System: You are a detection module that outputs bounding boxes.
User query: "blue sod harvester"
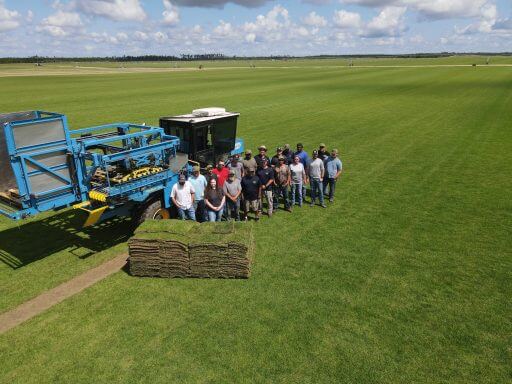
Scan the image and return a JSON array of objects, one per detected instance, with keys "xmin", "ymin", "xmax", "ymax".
[{"xmin": 0, "ymin": 108, "xmax": 244, "ymax": 227}]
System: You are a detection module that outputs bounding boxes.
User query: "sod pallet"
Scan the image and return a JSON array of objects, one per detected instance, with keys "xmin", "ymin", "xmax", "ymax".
[{"xmin": 128, "ymin": 220, "xmax": 253, "ymax": 279}]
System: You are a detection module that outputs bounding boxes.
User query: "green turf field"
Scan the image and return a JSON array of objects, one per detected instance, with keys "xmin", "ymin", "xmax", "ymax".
[{"xmin": 0, "ymin": 60, "xmax": 511, "ymax": 383}]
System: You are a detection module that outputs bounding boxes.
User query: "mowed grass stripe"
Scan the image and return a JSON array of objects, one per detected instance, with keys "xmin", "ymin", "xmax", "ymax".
[{"xmin": 0, "ymin": 65, "xmax": 511, "ymax": 383}]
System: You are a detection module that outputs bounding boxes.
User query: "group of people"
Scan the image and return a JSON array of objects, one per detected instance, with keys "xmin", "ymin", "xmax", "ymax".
[{"xmin": 170, "ymin": 143, "xmax": 343, "ymax": 222}]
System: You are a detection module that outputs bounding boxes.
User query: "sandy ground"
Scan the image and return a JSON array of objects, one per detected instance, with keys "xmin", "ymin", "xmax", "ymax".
[
  {"xmin": 0, "ymin": 253, "xmax": 127, "ymax": 334},
  {"xmin": 0, "ymin": 64, "xmax": 510, "ymax": 77}
]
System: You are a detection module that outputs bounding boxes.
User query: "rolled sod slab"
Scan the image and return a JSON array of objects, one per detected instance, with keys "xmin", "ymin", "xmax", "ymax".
[{"xmin": 128, "ymin": 220, "xmax": 254, "ymax": 279}]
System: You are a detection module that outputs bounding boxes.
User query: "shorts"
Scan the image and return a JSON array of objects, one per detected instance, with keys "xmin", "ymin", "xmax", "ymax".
[{"xmin": 244, "ymin": 199, "xmax": 260, "ymax": 212}]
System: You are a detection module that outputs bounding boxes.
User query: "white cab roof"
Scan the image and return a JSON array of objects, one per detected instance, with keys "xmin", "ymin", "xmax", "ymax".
[{"xmin": 161, "ymin": 107, "xmax": 239, "ymax": 123}]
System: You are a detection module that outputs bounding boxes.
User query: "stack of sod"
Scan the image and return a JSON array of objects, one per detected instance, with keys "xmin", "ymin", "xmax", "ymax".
[{"xmin": 128, "ymin": 220, "xmax": 253, "ymax": 279}]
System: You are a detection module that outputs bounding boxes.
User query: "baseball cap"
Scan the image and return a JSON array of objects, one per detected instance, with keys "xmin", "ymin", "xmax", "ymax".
[
  {"xmin": 192, "ymin": 166, "xmax": 200, "ymax": 172},
  {"xmin": 258, "ymin": 145, "xmax": 267, "ymax": 151},
  {"xmin": 284, "ymin": 144, "xmax": 290, "ymax": 149},
  {"xmin": 297, "ymin": 143, "xmax": 303, "ymax": 147},
  {"xmin": 332, "ymin": 148, "xmax": 339, "ymax": 154},
  {"xmin": 245, "ymin": 149, "xmax": 252, "ymax": 155},
  {"xmin": 312, "ymin": 150, "xmax": 318, "ymax": 156},
  {"xmin": 206, "ymin": 164, "xmax": 213, "ymax": 170},
  {"xmin": 276, "ymin": 146, "xmax": 283, "ymax": 151},
  {"xmin": 319, "ymin": 143, "xmax": 326, "ymax": 148},
  {"xmin": 278, "ymin": 156, "xmax": 285, "ymax": 161}
]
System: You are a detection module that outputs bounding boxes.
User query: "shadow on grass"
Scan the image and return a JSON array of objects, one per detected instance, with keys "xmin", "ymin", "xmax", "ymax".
[{"xmin": 0, "ymin": 210, "xmax": 133, "ymax": 269}]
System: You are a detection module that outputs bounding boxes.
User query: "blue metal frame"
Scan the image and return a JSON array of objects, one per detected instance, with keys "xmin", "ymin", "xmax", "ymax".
[{"xmin": 0, "ymin": 112, "xmax": 181, "ymax": 223}]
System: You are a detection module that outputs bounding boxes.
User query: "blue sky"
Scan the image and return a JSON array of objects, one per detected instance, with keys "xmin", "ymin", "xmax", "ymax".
[{"xmin": 0, "ymin": 0, "xmax": 511, "ymax": 57}]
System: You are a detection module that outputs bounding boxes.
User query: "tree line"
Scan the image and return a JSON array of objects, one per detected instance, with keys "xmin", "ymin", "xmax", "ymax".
[{"xmin": 0, "ymin": 52, "xmax": 510, "ymax": 64}]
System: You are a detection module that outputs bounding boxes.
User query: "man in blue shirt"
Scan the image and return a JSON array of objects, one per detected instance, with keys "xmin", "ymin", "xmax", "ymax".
[
  {"xmin": 294, "ymin": 143, "xmax": 310, "ymax": 203},
  {"xmin": 188, "ymin": 166, "xmax": 208, "ymax": 221},
  {"xmin": 324, "ymin": 149, "xmax": 343, "ymax": 203}
]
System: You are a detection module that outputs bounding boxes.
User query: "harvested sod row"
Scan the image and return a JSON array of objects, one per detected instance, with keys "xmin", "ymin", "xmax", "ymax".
[{"xmin": 128, "ymin": 220, "xmax": 254, "ymax": 279}]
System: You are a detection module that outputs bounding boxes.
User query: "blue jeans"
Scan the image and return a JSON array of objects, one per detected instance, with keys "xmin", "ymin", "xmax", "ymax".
[
  {"xmin": 207, "ymin": 206, "xmax": 223, "ymax": 222},
  {"xmin": 273, "ymin": 185, "xmax": 290, "ymax": 209},
  {"xmin": 325, "ymin": 178, "xmax": 336, "ymax": 200},
  {"xmin": 290, "ymin": 182, "xmax": 303, "ymax": 206},
  {"xmin": 177, "ymin": 206, "xmax": 196, "ymax": 221},
  {"xmin": 310, "ymin": 178, "xmax": 324, "ymax": 205}
]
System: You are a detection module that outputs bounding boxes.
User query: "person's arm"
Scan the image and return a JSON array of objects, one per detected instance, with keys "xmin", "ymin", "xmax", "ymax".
[
  {"xmin": 189, "ymin": 184, "xmax": 195, "ymax": 202},
  {"xmin": 320, "ymin": 161, "xmax": 325, "ymax": 181},
  {"xmin": 286, "ymin": 168, "xmax": 291, "ymax": 186},
  {"xmin": 171, "ymin": 187, "xmax": 181, "ymax": 208},
  {"xmin": 204, "ymin": 194, "xmax": 215, "ymax": 210},
  {"xmin": 266, "ymin": 172, "xmax": 274, "ymax": 188},
  {"xmin": 302, "ymin": 166, "xmax": 308, "ymax": 185},
  {"xmin": 217, "ymin": 196, "xmax": 226, "ymax": 211},
  {"xmin": 233, "ymin": 183, "xmax": 242, "ymax": 200},
  {"xmin": 335, "ymin": 160, "xmax": 343, "ymax": 180}
]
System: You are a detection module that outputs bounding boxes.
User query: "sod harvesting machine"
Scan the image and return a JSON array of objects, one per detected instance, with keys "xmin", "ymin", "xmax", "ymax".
[{"xmin": 0, "ymin": 108, "xmax": 243, "ymax": 227}]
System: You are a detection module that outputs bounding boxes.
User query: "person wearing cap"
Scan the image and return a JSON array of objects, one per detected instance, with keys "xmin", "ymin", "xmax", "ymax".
[
  {"xmin": 254, "ymin": 145, "xmax": 271, "ymax": 170},
  {"xmin": 242, "ymin": 149, "xmax": 257, "ymax": 174},
  {"xmin": 206, "ymin": 164, "xmax": 218, "ymax": 184},
  {"xmin": 271, "ymin": 147, "xmax": 284, "ymax": 168},
  {"xmin": 324, "ymin": 148, "xmax": 343, "ymax": 203},
  {"xmin": 228, "ymin": 154, "xmax": 244, "ymax": 180},
  {"xmin": 212, "ymin": 160, "xmax": 229, "ymax": 188},
  {"xmin": 241, "ymin": 167, "xmax": 262, "ymax": 221},
  {"xmin": 282, "ymin": 144, "xmax": 293, "ymax": 165},
  {"xmin": 188, "ymin": 166, "xmax": 207, "ymax": 222},
  {"xmin": 289, "ymin": 155, "xmax": 306, "ymax": 207},
  {"xmin": 204, "ymin": 177, "xmax": 225, "ymax": 222},
  {"xmin": 318, "ymin": 143, "xmax": 329, "ymax": 161},
  {"xmin": 171, "ymin": 174, "xmax": 196, "ymax": 220},
  {"xmin": 223, "ymin": 169, "xmax": 242, "ymax": 220},
  {"xmin": 308, "ymin": 150, "xmax": 326, "ymax": 208},
  {"xmin": 257, "ymin": 158, "xmax": 274, "ymax": 217},
  {"xmin": 294, "ymin": 143, "xmax": 310, "ymax": 201},
  {"xmin": 273, "ymin": 156, "xmax": 291, "ymax": 211},
  {"xmin": 293, "ymin": 143, "xmax": 309, "ymax": 167}
]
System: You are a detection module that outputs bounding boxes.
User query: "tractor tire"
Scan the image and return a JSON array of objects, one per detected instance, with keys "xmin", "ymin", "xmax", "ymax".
[{"xmin": 133, "ymin": 200, "xmax": 170, "ymax": 227}]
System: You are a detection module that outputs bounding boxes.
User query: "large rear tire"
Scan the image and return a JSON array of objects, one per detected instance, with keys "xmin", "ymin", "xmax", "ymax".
[{"xmin": 133, "ymin": 200, "xmax": 170, "ymax": 227}]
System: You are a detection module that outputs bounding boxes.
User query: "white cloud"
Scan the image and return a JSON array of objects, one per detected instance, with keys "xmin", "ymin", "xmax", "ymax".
[
  {"xmin": 361, "ymin": 6, "xmax": 407, "ymax": 37},
  {"xmin": 37, "ymin": 11, "xmax": 84, "ymax": 37},
  {"xmin": 333, "ymin": 10, "xmax": 362, "ymax": 29},
  {"xmin": 411, "ymin": 0, "xmax": 489, "ymax": 20},
  {"xmin": 153, "ymin": 31, "xmax": 168, "ymax": 43},
  {"xmin": 0, "ymin": 1, "xmax": 21, "ymax": 32},
  {"xmin": 303, "ymin": 11, "xmax": 327, "ymax": 27},
  {"xmin": 162, "ymin": 0, "xmax": 180, "ymax": 26},
  {"xmin": 133, "ymin": 30, "xmax": 149, "ymax": 41},
  {"xmin": 214, "ymin": 20, "xmax": 234, "ymax": 37},
  {"xmin": 245, "ymin": 32, "xmax": 256, "ymax": 42},
  {"xmin": 74, "ymin": 0, "xmax": 147, "ymax": 22},
  {"xmin": 341, "ymin": 0, "xmax": 493, "ymax": 20}
]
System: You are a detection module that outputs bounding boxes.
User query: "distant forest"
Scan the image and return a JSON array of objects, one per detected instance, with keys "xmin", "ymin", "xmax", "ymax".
[{"xmin": 0, "ymin": 52, "xmax": 511, "ymax": 64}]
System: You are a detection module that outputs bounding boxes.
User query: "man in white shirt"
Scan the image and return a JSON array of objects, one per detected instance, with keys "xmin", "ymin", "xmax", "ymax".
[{"xmin": 171, "ymin": 174, "xmax": 196, "ymax": 220}]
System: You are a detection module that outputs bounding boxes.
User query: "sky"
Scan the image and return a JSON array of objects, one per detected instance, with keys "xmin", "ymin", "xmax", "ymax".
[{"xmin": 0, "ymin": 0, "xmax": 511, "ymax": 57}]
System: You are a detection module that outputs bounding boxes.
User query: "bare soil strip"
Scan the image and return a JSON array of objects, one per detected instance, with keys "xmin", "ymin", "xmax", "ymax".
[
  {"xmin": 0, "ymin": 253, "xmax": 127, "ymax": 335},
  {"xmin": 0, "ymin": 64, "xmax": 510, "ymax": 77}
]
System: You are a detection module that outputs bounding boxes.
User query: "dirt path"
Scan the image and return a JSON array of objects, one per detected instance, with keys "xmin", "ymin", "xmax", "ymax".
[
  {"xmin": 0, "ymin": 253, "xmax": 128, "ymax": 335},
  {"xmin": 0, "ymin": 64, "xmax": 511, "ymax": 77}
]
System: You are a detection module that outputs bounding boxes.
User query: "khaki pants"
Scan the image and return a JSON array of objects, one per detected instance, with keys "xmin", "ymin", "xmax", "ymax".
[{"xmin": 261, "ymin": 189, "xmax": 273, "ymax": 215}]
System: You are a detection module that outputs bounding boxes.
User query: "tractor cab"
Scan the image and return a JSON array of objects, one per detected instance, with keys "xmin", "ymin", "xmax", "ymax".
[{"xmin": 159, "ymin": 108, "xmax": 244, "ymax": 167}]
